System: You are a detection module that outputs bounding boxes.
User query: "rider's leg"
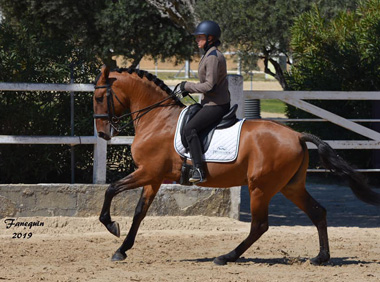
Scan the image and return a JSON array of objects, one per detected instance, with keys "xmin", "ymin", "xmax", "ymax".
[
  {"xmin": 186, "ymin": 129, "xmax": 207, "ymax": 183},
  {"xmin": 183, "ymin": 103, "xmax": 230, "ymax": 183}
]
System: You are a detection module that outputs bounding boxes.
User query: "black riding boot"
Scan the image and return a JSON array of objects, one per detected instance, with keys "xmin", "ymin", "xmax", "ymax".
[{"xmin": 186, "ymin": 129, "xmax": 207, "ymax": 183}]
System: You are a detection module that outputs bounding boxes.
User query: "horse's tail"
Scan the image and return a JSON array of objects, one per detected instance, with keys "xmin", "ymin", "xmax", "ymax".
[{"xmin": 300, "ymin": 132, "xmax": 380, "ymax": 206}]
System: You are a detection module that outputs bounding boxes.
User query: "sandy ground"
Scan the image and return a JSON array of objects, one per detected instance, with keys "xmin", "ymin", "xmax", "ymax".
[{"xmin": 0, "ymin": 213, "xmax": 379, "ymax": 282}]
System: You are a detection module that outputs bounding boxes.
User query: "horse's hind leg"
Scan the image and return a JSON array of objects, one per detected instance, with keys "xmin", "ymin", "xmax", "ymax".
[
  {"xmin": 111, "ymin": 183, "xmax": 160, "ymax": 261},
  {"xmin": 281, "ymin": 183, "xmax": 330, "ymax": 265},
  {"xmin": 214, "ymin": 185, "xmax": 270, "ymax": 265}
]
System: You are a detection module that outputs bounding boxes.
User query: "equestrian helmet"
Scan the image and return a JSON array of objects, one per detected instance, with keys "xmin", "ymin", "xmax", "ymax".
[{"xmin": 193, "ymin": 20, "xmax": 221, "ymax": 40}]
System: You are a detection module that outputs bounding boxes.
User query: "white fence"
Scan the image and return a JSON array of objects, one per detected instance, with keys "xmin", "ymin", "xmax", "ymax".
[
  {"xmin": 245, "ymin": 90, "xmax": 380, "ymax": 147},
  {"xmin": 1, "ymin": 80, "xmax": 380, "ymax": 184}
]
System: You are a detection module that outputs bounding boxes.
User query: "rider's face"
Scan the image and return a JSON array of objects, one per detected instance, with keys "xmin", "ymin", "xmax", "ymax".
[{"xmin": 195, "ymin": 34, "xmax": 213, "ymax": 49}]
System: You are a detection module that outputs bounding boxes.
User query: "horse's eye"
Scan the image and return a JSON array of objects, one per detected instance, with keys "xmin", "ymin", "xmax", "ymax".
[{"xmin": 95, "ymin": 96, "xmax": 104, "ymax": 103}]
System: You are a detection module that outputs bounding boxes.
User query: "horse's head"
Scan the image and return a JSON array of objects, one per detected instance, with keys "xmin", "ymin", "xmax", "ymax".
[
  {"xmin": 94, "ymin": 65, "xmax": 184, "ymax": 140},
  {"xmin": 93, "ymin": 65, "xmax": 128, "ymax": 140}
]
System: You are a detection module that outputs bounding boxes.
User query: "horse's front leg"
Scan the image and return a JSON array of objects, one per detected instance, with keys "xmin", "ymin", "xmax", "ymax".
[
  {"xmin": 99, "ymin": 183, "xmax": 121, "ymax": 237},
  {"xmin": 111, "ymin": 183, "xmax": 160, "ymax": 261},
  {"xmin": 99, "ymin": 169, "xmax": 154, "ymax": 237}
]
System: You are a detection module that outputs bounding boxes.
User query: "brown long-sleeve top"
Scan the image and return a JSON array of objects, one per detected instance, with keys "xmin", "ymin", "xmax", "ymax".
[{"xmin": 184, "ymin": 46, "xmax": 230, "ymax": 106}]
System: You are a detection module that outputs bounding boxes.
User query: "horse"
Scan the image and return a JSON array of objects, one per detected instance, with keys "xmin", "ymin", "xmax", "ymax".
[{"xmin": 93, "ymin": 65, "xmax": 380, "ymax": 265}]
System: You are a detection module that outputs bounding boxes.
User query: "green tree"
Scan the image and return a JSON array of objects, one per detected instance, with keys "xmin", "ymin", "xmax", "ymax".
[
  {"xmin": 1, "ymin": 0, "xmax": 190, "ymax": 183},
  {"xmin": 97, "ymin": 0, "xmax": 194, "ymax": 67},
  {"xmin": 0, "ymin": 10, "xmax": 99, "ymax": 183},
  {"xmin": 285, "ymin": 0, "xmax": 380, "ymax": 169},
  {"xmin": 195, "ymin": 0, "xmax": 358, "ymax": 88},
  {"xmin": 0, "ymin": 0, "xmax": 193, "ymax": 68},
  {"xmin": 288, "ymin": 2, "xmax": 380, "ymax": 91},
  {"xmin": 146, "ymin": 0, "xmax": 198, "ymax": 36}
]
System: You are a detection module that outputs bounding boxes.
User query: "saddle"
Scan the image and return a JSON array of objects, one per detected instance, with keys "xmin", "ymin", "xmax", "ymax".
[{"xmin": 180, "ymin": 104, "xmax": 239, "ymax": 153}]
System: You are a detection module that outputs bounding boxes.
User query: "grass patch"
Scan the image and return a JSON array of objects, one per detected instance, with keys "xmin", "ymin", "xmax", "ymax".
[
  {"xmin": 157, "ymin": 72, "xmax": 198, "ymax": 81},
  {"xmin": 180, "ymin": 98, "xmax": 286, "ymax": 114},
  {"xmin": 240, "ymin": 72, "xmax": 269, "ymax": 81},
  {"xmin": 260, "ymin": 99, "xmax": 286, "ymax": 114},
  {"xmin": 181, "ymin": 94, "xmax": 201, "ymax": 105}
]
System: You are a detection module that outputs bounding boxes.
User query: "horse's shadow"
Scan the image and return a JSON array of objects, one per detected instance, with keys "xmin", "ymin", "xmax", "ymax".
[
  {"xmin": 181, "ymin": 256, "xmax": 379, "ymax": 266},
  {"xmin": 180, "ymin": 257, "xmax": 290, "ymax": 265}
]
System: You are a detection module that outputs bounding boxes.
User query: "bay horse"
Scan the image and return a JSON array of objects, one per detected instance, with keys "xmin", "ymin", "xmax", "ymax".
[{"xmin": 93, "ymin": 65, "xmax": 380, "ymax": 265}]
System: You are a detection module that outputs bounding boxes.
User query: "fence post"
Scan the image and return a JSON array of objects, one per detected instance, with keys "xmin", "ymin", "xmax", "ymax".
[
  {"xmin": 227, "ymin": 75, "xmax": 245, "ymax": 119},
  {"xmin": 93, "ymin": 122, "xmax": 107, "ymax": 184},
  {"xmin": 70, "ymin": 65, "xmax": 75, "ymax": 184}
]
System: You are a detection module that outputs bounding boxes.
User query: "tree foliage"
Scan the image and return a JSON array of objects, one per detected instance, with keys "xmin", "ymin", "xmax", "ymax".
[
  {"xmin": 146, "ymin": 0, "xmax": 198, "ymax": 33},
  {"xmin": 285, "ymin": 0, "xmax": 380, "ymax": 169},
  {"xmin": 0, "ymin": 0, "xmax": 191, "ymax": 183},
  {"xmin": 0, "ymin": 7, "xmax": 98, "ymax": 183},
  {"xmin": 195, "ymin": 0, "xmax": 358, "ymax": 88},
  {"xmin": 0, "ymin": 0, "xmax": 193, "ymax": 68},
  {"xmin": 96, "ymin": 0, "xmax": 194, "ymax": 67},
  {"xmin": 288, "ymin": 1, "xmax": 380, "ymax": 91}
]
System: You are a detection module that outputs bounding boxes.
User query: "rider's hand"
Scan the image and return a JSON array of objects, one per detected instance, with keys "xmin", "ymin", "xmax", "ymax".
[{"xmin": 180, "ymin": 81, "xmax": 190, "ymax": 97}]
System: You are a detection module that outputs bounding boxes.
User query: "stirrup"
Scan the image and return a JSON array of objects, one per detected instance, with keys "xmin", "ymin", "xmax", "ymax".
[{"xmin": 189, "ymin": 167, "xmax": 207, "ymax": 183}]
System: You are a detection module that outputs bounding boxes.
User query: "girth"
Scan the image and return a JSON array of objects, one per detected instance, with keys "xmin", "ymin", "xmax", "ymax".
[{"xmin": 180, "ymin": 104, "xmax": 239, "ymax": 153}]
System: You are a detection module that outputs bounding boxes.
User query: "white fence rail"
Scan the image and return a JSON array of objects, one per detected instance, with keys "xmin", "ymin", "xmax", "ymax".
[
  {"xmin": 247, "ymin": 91, "xmax": 380, "ymax": 140},
  {"xmin": 0, "ymin": 82, "xmax": 94, "ymax": 92},
  {"xmin": 0, "ymin": 82, "xmax": 139, "ymax": 184},
  {"xmin": 245, "ymin": 91, "xmax": 380, "ymax": 147},
  {"xmin": 1, "ymin": 81, "xmax": 380, "ymax": 184}
]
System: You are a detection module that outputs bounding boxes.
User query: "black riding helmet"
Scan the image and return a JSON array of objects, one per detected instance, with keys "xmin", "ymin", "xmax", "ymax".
[{"xmin": 193, "ymin": 20, "xmax": 221, "ymax": 50}]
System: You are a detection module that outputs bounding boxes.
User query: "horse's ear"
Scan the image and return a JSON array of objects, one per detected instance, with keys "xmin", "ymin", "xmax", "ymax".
[{"xmin": 101, "ymin": 64, "xmax": 110, "ymax": 79}]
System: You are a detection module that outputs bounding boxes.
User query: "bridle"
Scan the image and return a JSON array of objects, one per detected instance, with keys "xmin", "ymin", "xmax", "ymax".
[{"xmin": 93, "ymin": 83, "xmax": 181, "ymax": 133}]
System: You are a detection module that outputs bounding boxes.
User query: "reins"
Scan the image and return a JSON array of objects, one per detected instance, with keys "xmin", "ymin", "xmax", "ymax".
[{"xmin": 93, "ymin": 83, "xmax": 182, "ymax": 133}]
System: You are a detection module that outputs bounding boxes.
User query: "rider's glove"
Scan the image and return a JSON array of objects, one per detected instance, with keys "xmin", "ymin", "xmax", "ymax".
[{"xmin": 180, "ymin": 81, "xmax": 190, "ymax": 97}]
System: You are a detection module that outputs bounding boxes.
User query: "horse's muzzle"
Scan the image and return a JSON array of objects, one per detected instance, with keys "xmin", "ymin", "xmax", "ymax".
[{"xmin": 98, "ymin": 131, "xmax": 111, "ymax": 141}]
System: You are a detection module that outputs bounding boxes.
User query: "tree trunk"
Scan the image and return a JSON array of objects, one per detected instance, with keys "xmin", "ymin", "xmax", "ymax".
[
  {"xmin": 129, "ymin": 56, "xmax": 143, "ymax": 69},
  {"xmin": 263, "ymin": 56, "xmax": 288, "ymax": 90},
  {"xmin": 102, "ymin": 53, "xmax": 118, "ymax": 69},
  {"xmin": 146, "ymin": 0, "xmax": 197, "ymax": 33}
]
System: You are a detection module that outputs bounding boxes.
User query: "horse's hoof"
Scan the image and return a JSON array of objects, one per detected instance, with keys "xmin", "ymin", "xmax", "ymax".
[
  {"xmin": 111, "ymin": 250, "xmax": 127, "ymax": 262},
  {"xmin": 310, "ymin": 254, "xmax": 329, "ymax": 265},
  {"xmin": 213, "ymin": 256, "xmax": 227, "ymax": 266},
  {"xmin": 107, "ymin": 221, "xmax": 120, "ymax": 237}
]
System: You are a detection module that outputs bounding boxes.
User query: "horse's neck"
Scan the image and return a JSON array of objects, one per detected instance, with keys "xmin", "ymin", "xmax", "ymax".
[
  {"xmin": 133, "ymin": 102, "xmax": 182, "ymax": 136},
  {"xmin": 125, "ymin": 75, "xmax": 163, "ymax": 111},
  {"xmin": 126, "ymin": 80, "xmax": 182, "ymax": 133}
]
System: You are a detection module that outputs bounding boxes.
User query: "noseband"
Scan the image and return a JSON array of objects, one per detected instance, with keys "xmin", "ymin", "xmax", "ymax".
[{"xmin": 93, "ymin": 83, "xmax": 180, "ymax": 133}]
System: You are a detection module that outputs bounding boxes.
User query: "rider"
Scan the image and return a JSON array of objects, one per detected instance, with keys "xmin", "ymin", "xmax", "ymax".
[{"xmin": 179, "ymin": 20, "xmax": 231, "ymax": 183}]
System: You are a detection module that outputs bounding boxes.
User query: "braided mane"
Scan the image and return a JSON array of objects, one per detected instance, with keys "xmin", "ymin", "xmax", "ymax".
[
  {"xmin": 95, "ymin": 67, "xmax": 184, "ymax": 106},
  {"xmin": 114, "ymin": 67, "xmax": 184, "ymax": 106},
  {"xmin": 113, "ymin": 68, "xmax": 170, "ymax": 94}
]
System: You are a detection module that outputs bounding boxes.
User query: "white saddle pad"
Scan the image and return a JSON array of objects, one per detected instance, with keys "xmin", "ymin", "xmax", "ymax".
[{"xmin": 174, "ymin": 107, "xmax": 245, "ymax": 162}]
